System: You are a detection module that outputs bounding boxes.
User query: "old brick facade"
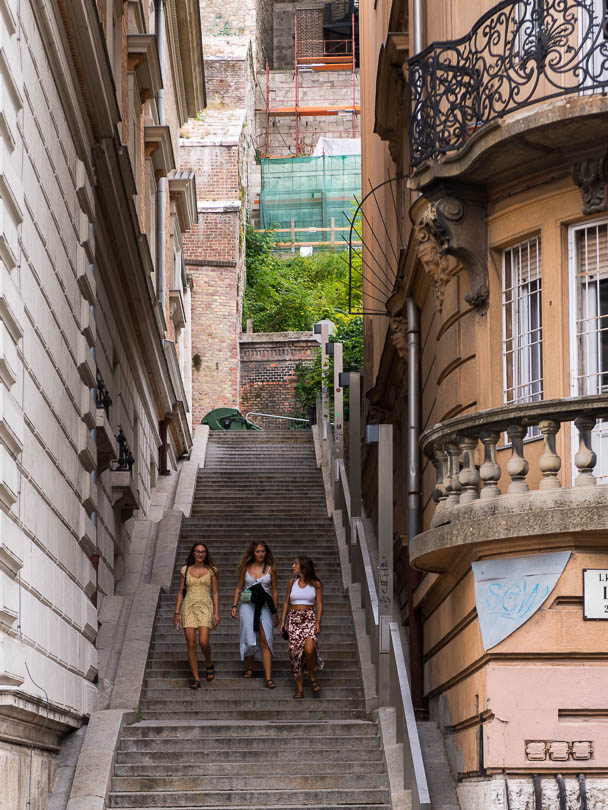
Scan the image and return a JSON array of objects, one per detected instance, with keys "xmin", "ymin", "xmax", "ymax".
[{"xmin": 240, "ymin": 332, "xmax": 319, "ymax": 427}]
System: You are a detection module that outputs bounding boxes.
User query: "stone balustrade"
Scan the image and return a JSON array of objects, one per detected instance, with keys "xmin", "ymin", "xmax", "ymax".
[{"xmin": 422, "ymin": 396, "xmax": 608, "ymax": 529}]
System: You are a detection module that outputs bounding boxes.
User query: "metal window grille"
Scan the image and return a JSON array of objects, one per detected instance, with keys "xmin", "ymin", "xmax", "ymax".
[
  {"xmin": 502, "ymin": 236, "xmax": 543, "ymax": 414},
  {"xmin": 571, "ymin": 219, "xmax": 608, "ymax": 482}
]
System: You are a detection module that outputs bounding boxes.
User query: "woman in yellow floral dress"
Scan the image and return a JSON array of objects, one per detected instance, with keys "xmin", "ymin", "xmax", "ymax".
[{"xmin": 173, "ymin": 542, "xmax": 220, "ymax": 688}]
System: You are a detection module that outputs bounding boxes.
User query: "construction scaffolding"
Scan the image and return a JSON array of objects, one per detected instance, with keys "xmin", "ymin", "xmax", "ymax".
[
  {"xmin": 259, "ymin": 154, "xmax": 361, "ymax": 248},
  {"xmin": 264, "ymin": 6, "xmax": 359, "ymax": 158}
]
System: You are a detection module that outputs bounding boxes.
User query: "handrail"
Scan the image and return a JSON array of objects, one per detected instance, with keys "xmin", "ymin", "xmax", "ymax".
[
  {"xmin": 390, "ymin": 623, "xmax": 432, "ymax": 810},
  {"xmin": 356, "ymin": 519, "xmax": 378, "ymax": 626},
  {"xmin": 318, "ymin": 402, "xmax": 430, "ymax": 806},
  {"xmin": 245, "ymin": 412, "xmax": 310, "ymax": 425}
]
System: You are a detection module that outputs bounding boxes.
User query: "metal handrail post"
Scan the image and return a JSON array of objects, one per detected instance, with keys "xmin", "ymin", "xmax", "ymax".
[
  {"xmin": 349, "ymin": 372, "xmax": 362, "ymax": 519},
  {"xmin": 333, "ymin": 342, "xmax": 343, "ymax": 503},
  {"xmin": 321, "ymin": 322, "xmax": 329, "ymax": 449}
]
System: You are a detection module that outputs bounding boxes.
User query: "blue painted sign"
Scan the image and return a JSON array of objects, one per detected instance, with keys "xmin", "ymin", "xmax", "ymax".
[{"xmin": 472, "ymin": 552, "xmax": 571, "ymax": 651}]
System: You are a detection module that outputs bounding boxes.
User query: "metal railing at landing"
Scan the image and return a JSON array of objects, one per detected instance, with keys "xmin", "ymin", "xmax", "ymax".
[
  {"xmin": 409, "ymin": 0, "xmax": 608, "ymax": 168},
  {"xmin": 318, "ymin": 399, "xmax": 431, "ymax": 810},
  {"xmin": 245, "ymin": 412, "xmax": 311, "ymax": 431}
]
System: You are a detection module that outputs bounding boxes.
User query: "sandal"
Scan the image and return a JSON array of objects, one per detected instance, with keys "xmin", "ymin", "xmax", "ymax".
[
  {"xmin": 294, "ymin": 690, "xmax": 304, "ymax": 699},
  {"xmin": 311, "ymin": 679, "xmax": 321, "ymax": 694},
  {"xmin": 265, "ymin": 679, "xmax": 277, "ymax": 689},
  {"xmin": 205, "ymin": 663, "xmax": 215, "ymax": 682},
  {"xmin": 190, "ymin": 680, "xmax": 201, "ymax": 689},
  {"xmin": 243, "ymin": 668, "xmax": 254, "ymax": 678}
]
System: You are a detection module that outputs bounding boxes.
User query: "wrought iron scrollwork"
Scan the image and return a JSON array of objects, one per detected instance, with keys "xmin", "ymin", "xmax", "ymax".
[
  {"xmin": 112, "ymin": 427, "xmax": 135, "ymax": 473},
  {"xmin": 95, "ymin": 370, "xmax": 112, "ymax": 418},
  {"xmin": 409, "ymin": 0, "xmax": 608, "ymax": 168}
]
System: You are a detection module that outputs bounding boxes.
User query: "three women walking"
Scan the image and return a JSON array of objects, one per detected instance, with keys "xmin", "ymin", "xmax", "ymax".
[
  {"xmin": 174, "ymin": 544, "xmax": 324, "ymax": 697},
  {"xmin": 173, "ymin": 542, "xmax": 220, "ymax": 689}
]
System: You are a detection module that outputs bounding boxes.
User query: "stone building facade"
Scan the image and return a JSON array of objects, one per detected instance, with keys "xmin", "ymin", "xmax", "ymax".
[
  {"xmin": 360, "ymin": 0, "xmax": 608, "ymax": 807},
  {"xmin": 0, "ymin": 0, "xmax": 204, "ymax": 806}
]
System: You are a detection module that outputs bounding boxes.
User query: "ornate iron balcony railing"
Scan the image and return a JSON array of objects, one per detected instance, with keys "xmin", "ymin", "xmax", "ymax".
[{"xmin": 408, "ymin": 0, "xmax": 608, "ymax": 168}]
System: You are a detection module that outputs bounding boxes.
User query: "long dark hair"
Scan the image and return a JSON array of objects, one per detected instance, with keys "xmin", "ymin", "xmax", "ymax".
[
  {"xmin": 297, "ymin": 555, "xmax": 320, "ymax": 585},
  {"xmin": 237, "ymin": 541, "xmax": 276, "ymax": 578},
  {"xmin": 185, "ymin": 542, "xmax": 217, "ymax": 574}
]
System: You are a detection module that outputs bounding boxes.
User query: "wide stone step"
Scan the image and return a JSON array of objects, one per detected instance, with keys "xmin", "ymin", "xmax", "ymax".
[
  {"xmin": 144, "ymin": 664, "xmax": 362, "ymax": 678},
  {"xmin": 109, "ymin": 787, "xmax": 389, "ymax": 808},
  {"xmin": 109, "ymin": 805, "xmax": 389, "ymax": 810},
  {"xmin": 143, "ymin": 684, "xmax": 363, "ymax": 700},
  {"xmin": 111, "ymin": 772, "xmax": 385, "ymax": 792},
  {"xmin": 138, "ymin": 708, "xmax": 367, "ymax": 721},
  {"xmin": 114, "ymin": 758, "xmax": 385, "ymax": 776},
  {"xmin": 117, "ymin": 737, "xmax": 384, "ymax": 760}
]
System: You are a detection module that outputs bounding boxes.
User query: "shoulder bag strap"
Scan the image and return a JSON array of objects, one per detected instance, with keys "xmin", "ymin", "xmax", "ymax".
[{"xmin": 182, "ymin": 566, "xmax": 188, "ymax": 598}]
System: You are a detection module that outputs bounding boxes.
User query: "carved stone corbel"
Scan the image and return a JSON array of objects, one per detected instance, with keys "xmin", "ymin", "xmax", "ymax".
[
  {"xmin": 368, "ymin": 405, "xmax": 388, "ymax": 424},
  {"xmin": 572, "ymin": 152, "xmax": 608, "ymax": 215},
  {"xmin": 389, "ymin": 316, "xmax": 408, "ymax": 361},
  {"xmin": 415, "ymin": 191, "xmax": 489, "ymax": 314}
]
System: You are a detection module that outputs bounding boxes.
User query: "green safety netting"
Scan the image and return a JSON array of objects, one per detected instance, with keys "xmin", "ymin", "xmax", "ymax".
[{"xmin": 259, "ymin": 155, "xmax": 361, "ymax": 246}]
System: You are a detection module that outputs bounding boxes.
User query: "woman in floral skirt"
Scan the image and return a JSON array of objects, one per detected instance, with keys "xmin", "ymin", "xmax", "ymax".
[{"xmin": 280, "ymin": 555, "xmax": 324, "ymax": 698}]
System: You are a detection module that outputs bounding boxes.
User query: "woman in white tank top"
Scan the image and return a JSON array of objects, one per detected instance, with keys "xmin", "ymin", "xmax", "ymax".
[{"xmin": 280, "ymin": 555, "xmax": 324, "ymax": 698}]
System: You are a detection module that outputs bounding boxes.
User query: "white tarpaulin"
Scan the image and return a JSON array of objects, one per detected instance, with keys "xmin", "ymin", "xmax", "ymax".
[{"xmin": 312, "ymin": 137, "xmax": 361, "ymax": 157}]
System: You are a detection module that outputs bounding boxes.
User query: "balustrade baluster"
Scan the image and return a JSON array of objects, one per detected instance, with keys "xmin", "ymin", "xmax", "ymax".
[
  {"xmin": 538, "ymin": 419, "xmax": 561, "ymax": 489},
  {"xmin": 445, "ymin": 442, "xmax": 462, "ymax": 507},
  {"xmin": 433, "ymin": 447, "xmax": 449, "ymax": 513},
  {"xmin": 458, "ymin": 435, "xmax": 480, "ymax": 503},
  {"xmin": 574, "ymin": 415, "xmax": 597, "ymax": 486},
  {"xmin": 506, "ymin": 424, "xmax": 529, "ymax": 493},
  {"xmin": 479, "ymin": 431, "xmax": 501, "ymax": 499}
]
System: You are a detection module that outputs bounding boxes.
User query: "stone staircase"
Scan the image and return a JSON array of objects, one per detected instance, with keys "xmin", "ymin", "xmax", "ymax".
[{"xmin": 108, "ymin": 430, "xmax": 391, "ymax": 809}]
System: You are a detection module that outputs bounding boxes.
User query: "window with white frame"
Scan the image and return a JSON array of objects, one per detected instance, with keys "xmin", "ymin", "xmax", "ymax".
[
  {"xmin": 502, "ymin": 235, "xmax": 543, "ymax": 414},
  {"xmin": 569, "ymin": 219, "xmax": 608, "ymax": 482}
]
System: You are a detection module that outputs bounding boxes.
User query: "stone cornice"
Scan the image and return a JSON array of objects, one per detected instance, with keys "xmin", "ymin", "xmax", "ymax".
[
  {"xmin": 168, "ymin": 170, "xmax": 197, "ymax": 231},
  {"xmin": 166, "ymin": 0, "xmax": 206, "ymax": 123},
  {"xmin": 127, "ymin": 33, "xmax": 163, "ymax": 103},
  {"xmin": 144, "ymin": 125, "xmax": 176, "ymax": 178}
]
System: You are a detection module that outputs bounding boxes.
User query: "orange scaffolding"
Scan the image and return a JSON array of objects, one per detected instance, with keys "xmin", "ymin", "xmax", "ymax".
[{"xmin": 264, "ymin": 12, "xmax": 359, "ymax": 157}]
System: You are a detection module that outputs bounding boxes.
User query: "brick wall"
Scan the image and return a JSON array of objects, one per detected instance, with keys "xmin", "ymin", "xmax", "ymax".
[{"xmin": 239, "ymin": 332, "xmax": 319, "ymax": 427}]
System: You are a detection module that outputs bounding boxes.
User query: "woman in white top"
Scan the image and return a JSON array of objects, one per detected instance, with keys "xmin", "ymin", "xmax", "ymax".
[
  {"xmin": 231, "ymin": 542, "xmax": 278, "ymax": 687},
  {"xmin": 280, "ymin": 556, "xmax": 324, "ymax": 698}
]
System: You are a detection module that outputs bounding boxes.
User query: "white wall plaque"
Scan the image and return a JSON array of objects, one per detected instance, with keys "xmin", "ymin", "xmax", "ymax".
[{"xmin": 583, "ymin": 569, "xmax": 608, "ymax": 620}]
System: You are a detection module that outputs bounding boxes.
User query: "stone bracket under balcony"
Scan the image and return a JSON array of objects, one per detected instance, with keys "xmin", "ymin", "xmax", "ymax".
[
  {"xmin": 111, "ymin": 471, "xmax": 141, "ymax": 522},
  {"xmin": 96, "ymin": 409, "xmax": 118, "ymax": 473}
]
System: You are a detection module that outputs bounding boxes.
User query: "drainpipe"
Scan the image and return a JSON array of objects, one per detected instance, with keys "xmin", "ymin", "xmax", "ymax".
[
  {"xmin": 155, "ymin": 0, "xmax": 167, "ymax": 312},
  {"xmin": 406, "ymin": 297, "xmax": 424, "ymax": 709},
  {"xmin": 413, "ymin": 0, "xmax": 425, "ymax": 54}
]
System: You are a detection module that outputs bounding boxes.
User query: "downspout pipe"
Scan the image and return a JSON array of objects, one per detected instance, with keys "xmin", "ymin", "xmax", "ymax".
[
  {"xmin": 406, "ymin": 296, "xmax": 424, "ymax": 709},
  {"xmin": 155, "ymin": 0, "xmax": 167, "ymax": 310},
  {"xmin": 413, "ymin": 0, "xmax": 425, "ymax": 55}
]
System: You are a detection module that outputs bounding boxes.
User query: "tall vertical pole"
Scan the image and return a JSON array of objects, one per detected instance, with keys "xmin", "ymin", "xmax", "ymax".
[
  {"xmin": 349, "ymin": 372, "xmax": 361, "ymax": 519},
  {"xmin": 294, "ymin": 14, "xmax": 299, "ymax": 157},
  {"xmin": 321, "ymin": 323, "xmax": 329, "ymax": 441},
  {"xmin": 351, "ymin": 11, "xmax": 356, "ymax": 138},
  {"xmin": 265, "ymin": 60, "xmax": 270, "ymax": 157},
  {"xmin": 333, "ymin": 342, "xmax": 344, "ymax": 500},
  {"xmin": 377, "ymin": 423, "xmax": 393, "ymax": 707}
]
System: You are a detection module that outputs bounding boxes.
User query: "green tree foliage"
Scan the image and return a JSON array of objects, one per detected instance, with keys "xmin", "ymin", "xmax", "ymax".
[
  {"xmin": 244, "ymin": 223, "xmax": 363, "ymax": 419},
  {"xmin": 243, "ymin": 224, "xmax": 362, "ymax": 332}
]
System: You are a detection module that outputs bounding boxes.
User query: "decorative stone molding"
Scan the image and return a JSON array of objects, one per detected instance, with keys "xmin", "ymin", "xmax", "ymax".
[
  {"xmin": 415, "ymin": 191, "xmax": 489, "ymax": 313},
  {"xmin": 367, "ymin": 405, "xmax": 388, "ymax": 424},
  {"xmin": 144, "ymin": 125, "xmax": 176, "ymax": 178},
  {"xmin": 389, "ymin": 316, "xmax": 408, "ymax": 361},
  {"xmin": 127, "ymin": 34, "xmax": 162, "ymax": 104},
  {"xmin": 374, "ymin": 33, "xmax": 409, "ymax": 167},
  {"xmin": 168, "ymin": 170, "xmax": 197, "ymax": 231},
  {"xmin": 572, "ymin": 151, "xmax": 608, "ymax": 215}
]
